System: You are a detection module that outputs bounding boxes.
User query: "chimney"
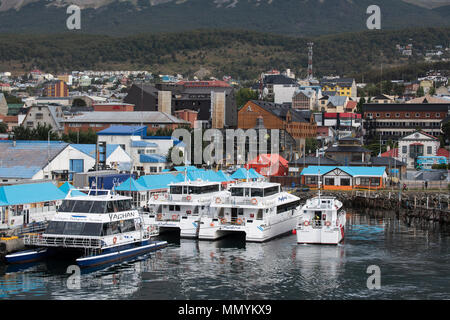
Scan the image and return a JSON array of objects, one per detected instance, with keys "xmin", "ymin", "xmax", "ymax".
[{"xmin": 158, "ymin": 91, "xmax": 172, "ymax": 114}]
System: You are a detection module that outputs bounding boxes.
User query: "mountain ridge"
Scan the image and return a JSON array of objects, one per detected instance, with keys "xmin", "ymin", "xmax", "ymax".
[{"xmin": 0, "ymin": 0, "xmax": 449, "ymax": 36}]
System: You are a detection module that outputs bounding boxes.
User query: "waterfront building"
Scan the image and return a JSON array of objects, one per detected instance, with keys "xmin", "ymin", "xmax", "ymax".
[
  {"xmin": 300, "ymin": 166, "xmax": 387, "ymax": 190},
  {"xmin": 0, "ymin": 182, "xmax": 67, "ymax": 231}
]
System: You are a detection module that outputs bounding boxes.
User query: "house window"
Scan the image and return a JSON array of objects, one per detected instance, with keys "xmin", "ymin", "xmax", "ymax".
[
  {"xmin": 427, "ymin": 146, "xmax": 432, "ymax": 155},
  {"xmin": 385, "ymin": 113, "xmax": 390, "ymax": 118},
  {"xmin": 402, "ymin": 146, "xmax": 407, "ymax": 154},
  {"xmin": 425, "ymin": 113, "xmax": 430, "ymax": 118},
  {"xmin": 395, "ymin": 113, "xmax": 400, "ymax": 118},
  {"xmin": 415, "ymin": 113, "xmax": 420, "ymax": 117},
  {"xmin": 325, "ymin": 178, "xmax": 335, "ymax": 186},
  {"xmin": 341, "ymin": 178, "xmax": 351, "ymax": 186},
  {"xmin": 375, "ymin": 113, "xmax": 380, "ymax": 118},
  {"xmin": 405, "ymin": 113, "xmax": 410, "ymax": 118},
  {"xmin": 436, "ymin": 113, "xmax": 440, "ymax": 117}
]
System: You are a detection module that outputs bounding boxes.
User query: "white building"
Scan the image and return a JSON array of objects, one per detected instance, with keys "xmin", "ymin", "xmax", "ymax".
[
  {"xmin": 397, "ymin": 131, "xmax": 441, "ymax": 169},
  {"xmin": 97, "ymin": 126, "xmax": 186, "ymax": 175},
  {"xmin": 273, "ymin": 84, "xmax": 299, "ymax": 104},
  {"xmin": 0, "ymin": 141, "xmax": 130, "ymax": 183}
]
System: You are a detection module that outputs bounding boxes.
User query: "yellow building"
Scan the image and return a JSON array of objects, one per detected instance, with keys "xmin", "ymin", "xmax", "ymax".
[{"xmin": 320, "ymin": 78, "xmax": 357, "ymax": 98}]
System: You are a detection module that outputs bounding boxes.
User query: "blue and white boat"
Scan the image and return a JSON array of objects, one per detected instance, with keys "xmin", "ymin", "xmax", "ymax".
[{"xmin": 6, "ymin": 189, "xmax": 167, "ymax": 267}]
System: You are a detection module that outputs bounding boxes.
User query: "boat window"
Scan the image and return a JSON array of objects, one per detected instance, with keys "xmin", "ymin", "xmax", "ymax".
[
  {"xmin": 90, "ymin": 201, "xmax": 107, "ymax": 214},
  {"xmin": 201, "ymin": 184, "xmax": 219, "ymax": 193},
  {"xmin": 256, "ymin": 209, "xmax": 263, "ymax": 220},
  {"xmin": 251, "ymin": 188, "xmax": 264, "ymax": 197},
  {"xmin": 72, "ymin": 200, "xmax": 94, "ymax": 213},
  {"xmin": 102, "ymin": 221, "xmax": 121, "ymax": 235},
  {"xmin": 277, "ymin": 200, "xmax": 301, "ymax": 214},
  {"xmin": 63, "ymin": 221, "xmax": 85, "ymax": 235},
  {"xmin": 263, "ymin": 186, "xmax": 279, "ymax": 197},
  {"xmin": 170, "ymin": 186, "xmax": 183, "ymax": 194},
  {"xmin": 58, "ymin": 200, "xmax": 76, "ymax": 212},
  {"xmin": 120, "ymin": 199, "xmax": 132, "ymax": 211},
  {"xmin": 119, "ymin": 219, "xmax": 136, "ymax": 233},
  {"xmin": 45, "ymin": 221, "xmax": 66, "ymax": 234},
  {"xmin": 231, "ymin": 188, "xmax": 244, "ymax": 196},
  {"xmin": 80, "ymin": 223, "xmax": 102, "ymax": 236},
  {"xmin": 106, "ymin": 201, "xmax": 116, "ymax": 213},
  {"xmin": 102, "ymin": 223, "xmax": 112, "ymax": 236}
]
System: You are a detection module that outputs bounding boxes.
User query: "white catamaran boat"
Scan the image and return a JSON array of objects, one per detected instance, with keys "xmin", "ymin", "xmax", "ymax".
[
  {"xmin": 5, "ymin": 189, "xmax": 167, "ymax": 267},
  {"xmin": 199, "ymin": 181, "xmax": 302, "ymax": 242},
  {"xmin": 147, "ymin": 180, "xmax": 229, "ymax": 238},
  {"xmin": 295, "ymin": 193, "xmax": 346, "ymax": 245}
]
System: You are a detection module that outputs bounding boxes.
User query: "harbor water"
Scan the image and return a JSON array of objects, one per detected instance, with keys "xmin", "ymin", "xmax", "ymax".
[{"xmin": 0, "ymin": 210, "xmax": 449, "ymax": 300}]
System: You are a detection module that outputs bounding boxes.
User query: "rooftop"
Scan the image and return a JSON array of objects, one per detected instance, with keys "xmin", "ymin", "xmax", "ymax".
[{"xmin": 62, "ymin": 111, "xmax": 189, "ymax": 124}]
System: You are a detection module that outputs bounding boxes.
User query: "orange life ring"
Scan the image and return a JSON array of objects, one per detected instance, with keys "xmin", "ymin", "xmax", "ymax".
[
  {"xmin": 210, "ymin": 223, "xmax": 214, "ymax": 227},
  {"xmin": 303, "ymin": 221, "xmax": 310, "ymax": 226},
  {"xmin": 251, "ymin": 198, "xmax": 257, "ymax": 205},
  {"xmin": 164, "ymin": 193, "xmax": 168, "ymax": 199},
  {"xmin": 172, "ymin": 214, "xmax": 178, "ymax": 221},
  {"xmin": 325, "ymin": 221, "xmax": 331, "ymax": 227},
  {"xmin": 157, "ymin": 213, "xmax": 162, "ymax": 220},
  {"xmin": 186, "ymin": 195, "xmax": 192, "ymax": 201},
  {"xmin": 215, "ymin": 197, "xmax": 221, "ymax": 204},
  {"xmin": 153, "ymin": 194, "xmax": 158, "ymax": 200},
  {"xmin": 113, "ymin": 237, "xmax": 117, "ymax": 244},
  {"xmin": 237, "ymin": 218, "xmax": 243, "ymax": 225},
  {"xmin": 147, "ymin": 226, "xmax": 150, "ymax": 232}
]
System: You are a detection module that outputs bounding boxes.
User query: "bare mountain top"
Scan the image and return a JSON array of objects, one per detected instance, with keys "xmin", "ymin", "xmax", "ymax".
[
  {"xmin": 403, "ymin": 0, "xmax": 450, "ymax": 9},
  {"xmin": 1, "ymin": 0, "xmax": 449, "ymax": 12}
]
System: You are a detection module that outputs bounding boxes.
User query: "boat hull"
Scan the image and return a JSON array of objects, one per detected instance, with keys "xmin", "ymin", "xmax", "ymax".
[
  {"xmin": 5, "ymin": 248, "xmax": 50, "ymax": 264},
  {"xmin": 296, "ymin": 225, "xmax": 345, "ymax": 245},
  {"xmin": 199, "ymin": 214, "xmax": 299, "ymax": 242},
  {"xmin": 75, "ymin": 240, "xmax": 168, "ymax": 268}
]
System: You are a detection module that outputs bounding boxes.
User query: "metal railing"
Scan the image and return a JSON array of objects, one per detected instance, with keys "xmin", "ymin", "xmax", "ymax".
[
  {"xmin": 15, "ymin": 222, "xmax": 49, "ymax": 237},
  {"xmin": 23, "ymin": 234, "xmax": 102, "ymax": 249}
]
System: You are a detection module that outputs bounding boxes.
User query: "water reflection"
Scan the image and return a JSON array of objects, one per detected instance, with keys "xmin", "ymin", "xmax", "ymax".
[{"xmin": 0, "ymin": 211, "xmax": 449, "ymax": 300}]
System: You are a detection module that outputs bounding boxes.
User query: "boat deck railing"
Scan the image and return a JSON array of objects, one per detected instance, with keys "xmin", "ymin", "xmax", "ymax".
[{"xmin": 23, "ymin": 234, "xmax": 103, "ymax": 249}]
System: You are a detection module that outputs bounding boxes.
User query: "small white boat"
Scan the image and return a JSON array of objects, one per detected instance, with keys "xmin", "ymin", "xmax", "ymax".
[{"xmin": 296, "ymin": 195, "xmax": 346, "ymax": 245}]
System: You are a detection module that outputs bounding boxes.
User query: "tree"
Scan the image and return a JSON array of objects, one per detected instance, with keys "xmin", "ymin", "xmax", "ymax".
[
  {"xmin": 0, "ymin": 122, "xmax": 7, "ymax": 133},
  {"xmin": 236, "ymin": 88, "xmax": 258, "ymax": 110},
  {"xmin": 356, "ymin": 97, "xmax": 365, "ymax": 114},
  {"xmin": 442, "ymin": 121, "xmax": 450, "ymax": 142},
  {"xmin": 305, "ymin": 137, "xmax": 318, "ymax": 155},
  {"xmin": 416, "ymin": 86, "xmax": 425, "ymax": 97},
  {"xmin": 428, "ymin": 86, "xmax": 436, "ymax": 96}
]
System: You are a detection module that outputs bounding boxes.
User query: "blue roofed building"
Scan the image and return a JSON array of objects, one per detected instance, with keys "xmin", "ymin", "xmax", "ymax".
[
  {"xmin": 0, "ymin": 182, "xmax": 67, "ymax": 230},
  {"xmin": 300, "ymin": 166, "xmax": 387, "ymax": 190},
  {"xmin": 97, "ymin": 125, "xmax": 187, "ymax": 176}
]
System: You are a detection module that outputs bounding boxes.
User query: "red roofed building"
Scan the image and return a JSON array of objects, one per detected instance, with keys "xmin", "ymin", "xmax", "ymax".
[
  {"xmin": 345, "ymin": 100, "xmax": 358, "ymax": 112},
  {"xmin": 246, "ymin": 154, "xmax": 289, "ymax": 176},
  {"xmin": 381, "ymin": 148, "xmax": 399, "ymax": 158},
  {"xmin": 437, "ymin": 148, "xmax": 450, "ymax": 158}
]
